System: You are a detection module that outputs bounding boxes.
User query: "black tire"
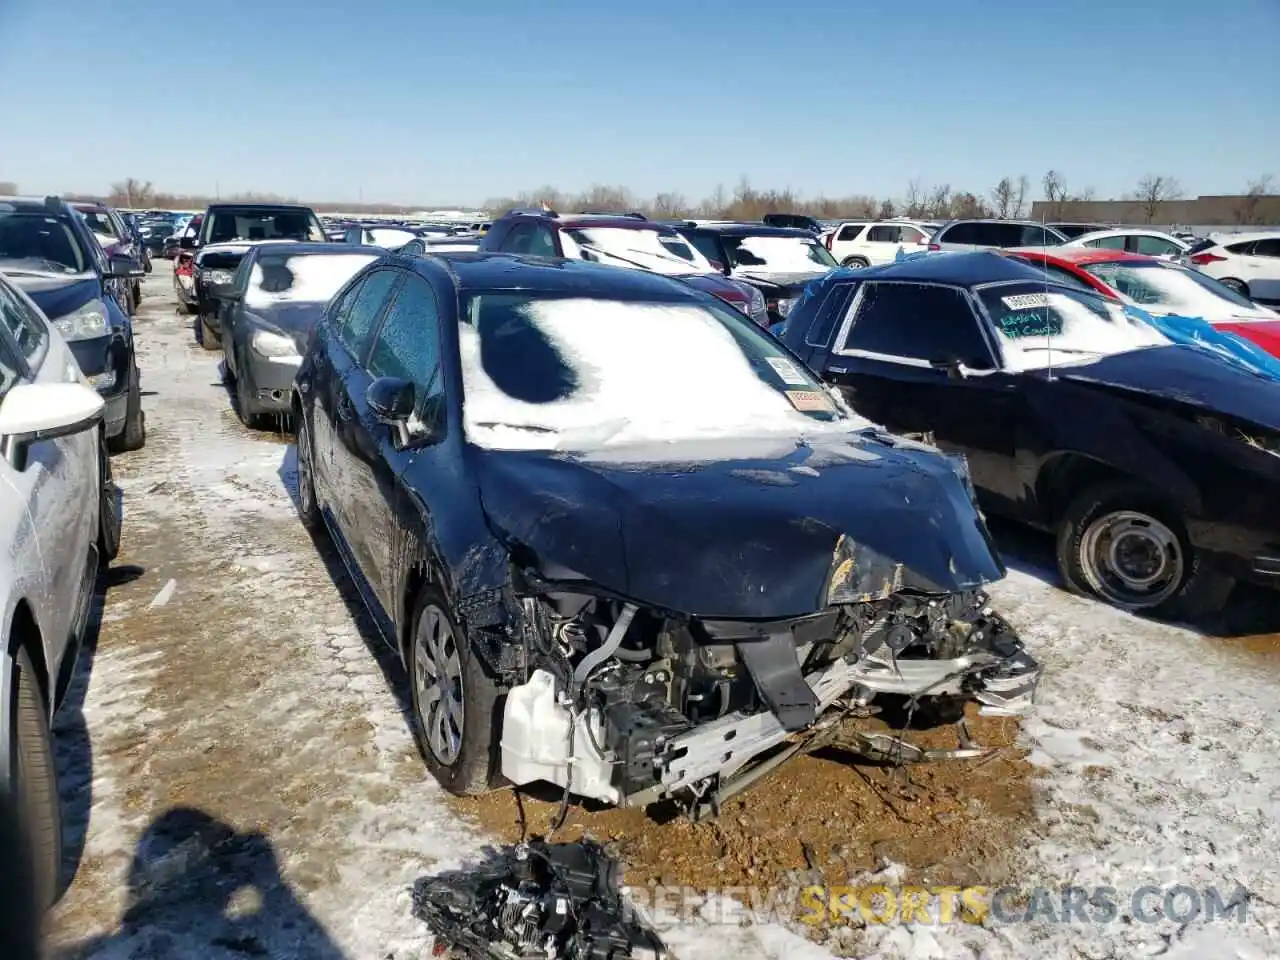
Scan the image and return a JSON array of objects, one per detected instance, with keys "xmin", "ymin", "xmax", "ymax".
[
  {"xmin": 106, "ymin": 364, "xmax": 145, "ymax": 454},
  {"xmin": 233, "ymin": 355, "xmax": 265, "ymax": 430},
  {"xmin": 179, "ymin": 293, "xmax": 198, "ymax": 315},
  {"xmin": 406, "ymin": 585, "xmax": 502, "ymax": 796},
  {"xmin": 198, "ymin": 315, "xmax": 219, "ymax": 351},
  {"xmin": 11, "ymin": 646, "xmax": 62, "ymax": 909},
  {"xmin": 1219, "ymin": 278, "xmax": 1250, "ymax": 298},
  {"xmin": 841, "ymin": 256, "xmax": 869, "ymax": 269},
  {"xmin": 1056, "ymin": 480, "xmax": 1234, "ymax": 620},
  {"xmin": 294, "ymin": 407, "xmax": 323, "ymax": 531},
  {"xmin": 98, "ymin": 449, "xmax": 122, "ymax": 566},
  {"xmin": 132, "ymin": 281, "xmax": 142, "ymax": 304}
]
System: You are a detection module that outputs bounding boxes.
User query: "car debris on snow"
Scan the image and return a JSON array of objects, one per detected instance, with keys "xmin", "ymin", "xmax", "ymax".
[{"xmin": 413, "ymin": 837, "xmax": 667, "ymax": 959}]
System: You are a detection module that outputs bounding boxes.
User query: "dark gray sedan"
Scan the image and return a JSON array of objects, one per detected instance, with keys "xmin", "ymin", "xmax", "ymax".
[{"xmin": 208, "ymin": 242, "xmax": 380, "ymax": 427}]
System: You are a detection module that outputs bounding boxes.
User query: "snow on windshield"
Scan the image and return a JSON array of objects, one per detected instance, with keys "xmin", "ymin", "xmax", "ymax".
[
  {"xmin": 245, "ymin": 253, "xmax": 379, "ymax": 307},
  {"xmin": 561, "ymin": 228, "xmax": 712, "ymax": 275},
  {"xmin": 980, "ymin": 287, "xmax": 1169, "ymax": 372},
  {"xmin": 730, "ymin": 235, "xmax": 833, "ymax": 273},
  {"xmin": 459, "ymin": 296, "xmax": 860, "ymax": 453},
  {"xmin": 1084, "ymin": 262, "xmax": 1264, "ymax": 316},
  {"xmin": 368, "ymin": 228, "xmax": 417, "ymax": 248}
]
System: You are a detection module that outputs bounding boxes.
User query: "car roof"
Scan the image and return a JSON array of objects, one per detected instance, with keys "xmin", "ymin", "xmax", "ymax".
[
  {"xmin": 554, "ymin": 214, "xmax": 673, "ymax": 231},
  {"xmin": 1069, "ymin": 228, "xmax": 1182, "ymax": 242},
  {"xmin": 0, "ymin": 195, "xmax": 77, "ymax": 215},
  {"xmin": 677, "ymin": 223, "xmax": 815, "ymax": 238},
  {"xmin": 206, "ymin": 202, "xmax": 315, "ymax": 211},
  {"xmin": 834, "ymin": 250, "xmax": 1052, "ymax": 286},
  {"xmin": 1211, "ymin": 230, "xmax": 1280, "ymax": 244},
  {"xmin": 423, "ymin": 251, "xmax": 706, "ymax": 300},
  {"xmin": 70, "ymin": 201, "xmax": 111, "ymax": 212},
  {"xmin": 1006, "ymin": 247, "xmax": 1158, "ymax": 266}
]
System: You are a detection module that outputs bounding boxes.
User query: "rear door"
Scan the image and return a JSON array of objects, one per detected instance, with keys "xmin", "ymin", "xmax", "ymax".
[
  {"xmin": 0, "ymin": 280, "xmax": 97, "ymax": 689},
  {"xmin": 315, "ymin": 268, "xmax": 402, "ymax": 552},
  {"xmin": 339, "ymin": 273, "xmax": 447, "ymax": 614},
  {"xmin": 1246, "ymin": 238, "xmax": 1280, "ymax": 299},
  {"xmin": 860, "ymin": 224, "xmax": 906, "ymax": 265}
]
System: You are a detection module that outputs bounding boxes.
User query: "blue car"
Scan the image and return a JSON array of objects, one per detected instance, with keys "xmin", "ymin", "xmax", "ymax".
[{"xmin": 0, "ymin": 196, "xmax": 146, "ymax": 452}]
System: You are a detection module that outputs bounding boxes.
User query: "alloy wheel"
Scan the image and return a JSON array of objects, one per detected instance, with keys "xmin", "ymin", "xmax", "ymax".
[
  {"xmin": 413, "ymin": 604, "xmax": 466, "ymax": 765},
  {"xmin": 296, "ymin": 418, "xmax": 315, "ymax": 514}
]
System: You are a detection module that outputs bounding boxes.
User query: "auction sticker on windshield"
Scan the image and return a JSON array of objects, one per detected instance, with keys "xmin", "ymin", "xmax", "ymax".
[
  {"xmin": 1002, "ymin": 293, "xmax": 1050, "ymax": 310},
  {"xmin": 785, "ymin": 389, "xmax": 836, "ymax": 412},
  {"xmin": 766, "ymin": 357, "xmax": 809, "ymax": 385}
]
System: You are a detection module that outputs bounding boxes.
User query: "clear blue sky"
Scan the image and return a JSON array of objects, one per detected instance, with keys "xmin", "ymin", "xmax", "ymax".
[{"xmin": 2, "ymin": 0, "xmax": 1276, "ymax": 206}]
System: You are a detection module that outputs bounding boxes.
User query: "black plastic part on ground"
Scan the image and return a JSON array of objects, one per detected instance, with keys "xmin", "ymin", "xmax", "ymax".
[{"xmin": 412, "ymin": 838, "xmax": 667, "ymax": 959}]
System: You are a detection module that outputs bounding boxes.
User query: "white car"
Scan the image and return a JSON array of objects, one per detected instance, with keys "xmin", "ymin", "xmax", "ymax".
[
  {"xmin": 0, "ymin": 274, "xmax": 120, "ymax": 908},
  {"xmin": 1064, "ymin": 228, "xmax": 1190, "ymax": 260},
  {"xmin": 825, "ymin": 219, "xmax": 935, "ymax": 268},
  {"xmin": 1186, "ymin": 231, "xmax": 1280, "ymax": 301}
]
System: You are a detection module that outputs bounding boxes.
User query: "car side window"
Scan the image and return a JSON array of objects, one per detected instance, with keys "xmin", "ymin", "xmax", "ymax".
[
  {"xmin": 500, "ymin": 222, "xmax": 535, "ymax": 253},
  {"xmin": 231, "ymin": 253, "xmax": 255, "ymax": 296},
  {"xmin": 529, "ymin": 225, "xmax": 557, "ymax": 256},
  {"xmin": 867, "ymin": 225, "xmax": 899, "ymax": 243},
  {"xmin": 1085, "ymin": 235, "xmax": 1126, "ymax": 250},
  {"xmin": 838, "ymin": 224, "xmax": 864, "ymax": 242},
  {"xmin": 367, "ymin": 275, "xmax": 443, "ymax": 427},
  {"xmin": 940, "ymin": 222, "xmax": 977, "ymax": 245},
  {"xmin": 0, "ymin": 279, "xmax": 48, "ymax": 363},
  {"xmin": 1253, "ymin": 238, "xmax": 1280, "ymax": 258},
  {"xmin": 336, "ymin": 269, "xmax": 400, "ymax": 361},
  {"xmin": 840, "ymin": 282, "xmax": 993, "ymax": 368},
  {"xmin": 805, "ymin": 283, "xmax": 857, "ymax": 347},
  {"xmin": 0, "ymin": 322, "xmax": 20, "ymax": 400},
  {"xmin": 1133, "ymin": 236, "xmax": 1179, "ymax": 256},
  {"xmin": 1037, "ymin": 263, "xmax": 1095, "ymax": 292},
  {"xmin": 1225, "ymin": 240, "xmax": 1255, "ymax": 255},
  {"xmin": 1015, "ymin": 224, "xmax": 1053, "ymax": 246}
]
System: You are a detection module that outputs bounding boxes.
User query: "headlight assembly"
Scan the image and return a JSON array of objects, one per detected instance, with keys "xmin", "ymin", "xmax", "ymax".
[
  {"xmin": 202, "ymin": 268, "xmax": 234, "ymax": 286},
  {"xmin": 54, "ymin": 300, "xmax": 109, "ymax": 342},
  {"xmin": 251, "ymin": 329, "xmax": 299, "ymax": 359}
]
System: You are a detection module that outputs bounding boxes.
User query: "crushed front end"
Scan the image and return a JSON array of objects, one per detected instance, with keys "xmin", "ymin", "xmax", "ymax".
[{"xmin": 489, "ymin": 555, "xmax": 1040, "ymax": 819}]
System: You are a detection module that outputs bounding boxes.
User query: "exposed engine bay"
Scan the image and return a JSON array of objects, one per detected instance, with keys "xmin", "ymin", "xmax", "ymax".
[
  {"xmin": 413, "ymin": 838, "xmax": 666, "ymax": 960},
  {"xmin": 489, "ymin": 562, "xmax": 1041, "ymax": 818}
]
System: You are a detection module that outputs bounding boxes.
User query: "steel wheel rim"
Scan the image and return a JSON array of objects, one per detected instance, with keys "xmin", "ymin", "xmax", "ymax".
[
  {"xmin": 413, "ymin": 604, "xmax": 465, "ymax": 765},
  {"xmin": 1079, "ymin": 510, "xmax": 1184, "ymax": 609},
  {"xmin": 296, "ymin": 419, "xmax": 315, "ymax": 514}
]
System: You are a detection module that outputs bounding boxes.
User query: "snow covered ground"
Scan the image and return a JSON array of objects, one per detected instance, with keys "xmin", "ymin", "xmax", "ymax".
[{"xmin": 45, "ymin": 264, "xmax": 1280, "ymax": 959}]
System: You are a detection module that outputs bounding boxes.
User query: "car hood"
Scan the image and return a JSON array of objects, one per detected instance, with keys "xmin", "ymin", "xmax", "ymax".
[
  {"xmin": 678, "ymin": 273, "xmax": 748, "ymax": 303},
  {"xmin": 472, "ymin": 432, "xmax": 1005, "ymax": 619},
  {"xmin": 243, "ymin": 301, "xmax": 327, "ymax": 352},
  {"xmin": 1050, "ymin": 344, "xmax": 1280, "ymax": 432},
  {"xmin": 3, "ymin": 271, "xmax": 100, "ymax": 320},
  {"xmin": 733, "ymin": 269, "xmax": 828, "ymax": 292}
]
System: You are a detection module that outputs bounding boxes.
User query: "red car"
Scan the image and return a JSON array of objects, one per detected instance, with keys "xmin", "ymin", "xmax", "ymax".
[{"xmin": 1005, "ymin": 247, "xmax": 1280, "ymax": 358}]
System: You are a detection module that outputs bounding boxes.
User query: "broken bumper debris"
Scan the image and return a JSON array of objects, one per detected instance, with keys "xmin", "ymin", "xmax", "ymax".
[
  {"xmin": 413, "ymin": 838, "xmax": 666, "ymax": 960},
  {"xmin": 493, "ymin": 575, "xmax": 1040, "ymax": 816}
]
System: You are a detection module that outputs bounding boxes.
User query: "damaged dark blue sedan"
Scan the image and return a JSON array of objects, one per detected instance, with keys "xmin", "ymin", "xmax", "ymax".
[{"xmin": 291, "ymin": 251, "xmax": 1039, "ymax": 811}]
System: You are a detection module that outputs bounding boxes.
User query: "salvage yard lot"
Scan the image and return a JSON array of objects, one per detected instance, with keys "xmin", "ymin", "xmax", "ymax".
[{"xmin": 46, "ymin": 263, "xmax": 1280, "ymax": 959}]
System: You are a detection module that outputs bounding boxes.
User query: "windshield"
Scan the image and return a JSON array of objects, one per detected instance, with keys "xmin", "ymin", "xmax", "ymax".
[
  {"xmin": 458, "ymin": 293, "xmax": 850, "ymax": 452},
  {"xmin": 1082, "ymin": 261, "xmax": 1260, "ymax": 313},
  {"xmin": 80, "ymin": 209, "xmax": 120, "ymax": 240},
  {"xmin": 206, "ymin": 209, "xmax": 326, "ymax": 244},
  {"xmin": 561, "ymin": 227, "xmax": 713, "ymax": 275},
  {"xmin": 245, "ymin": 252, "xmax": 380, "ymax": 307},
  {"xmin": 978, "ymin": 282, "xmax": 1169, "ymax": 372},
  {"xmin": 0, "ymin": 212, "xmax": 87, "ymax": 273},
  {"xmin": 723, "ymin": 235, "xmax": 837, "ymax": 272}
]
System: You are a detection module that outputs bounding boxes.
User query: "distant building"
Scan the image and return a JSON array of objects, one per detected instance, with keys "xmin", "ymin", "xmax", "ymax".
[{"xmin": 1031, "ymin": 193, "xmax": 1280, "ymax": 230}]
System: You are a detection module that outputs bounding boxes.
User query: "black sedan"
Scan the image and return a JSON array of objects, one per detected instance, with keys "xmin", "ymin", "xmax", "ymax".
[
  {"xmin": 207, "ymin": 242, "xmax": 380, "ymax": 427},
  {"xmin": 0, "ymin": 196, "xmax": 146, "ymax": 452},
  {"xmin": 291, "ymin": 250, "xmax": 1038, "ymax": 809},
  {"xmin": 781, "ymin": 251, "xmax": 1280, "ymax": 619}
]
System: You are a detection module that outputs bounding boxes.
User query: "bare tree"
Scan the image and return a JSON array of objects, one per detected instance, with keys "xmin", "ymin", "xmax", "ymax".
[
  {"xmin": 649, "ymin": 191, "xmax": 688, "ymax": 219},
  {"xmin": 952, "ymin": 191, "xmax": 989, "ymax": 219},
  {"xmin": 925, "ymin": 183, "xmax": 953, "ymax": 219},
  {"xmin": 1235, "ymin": 174, "xmax": 1276, "ymax": 225},
  {"xmin": 990, "ymin": 176, "xmax": 1029, "ymax": 219},
  {"xmin": 1041, "ymin": 170, "xmax": 1071, "ymax": 218},
  {"xmin": 1131, "ymin": 174, "xmax": 1183, "ymax": 224},
  {"xmin": 877, "ymin": 198, "xmax": 897, "ymax": 219},
  {"xmin": 108, "ymin": 177, "xmax": 155, "ymax": 208},
  {"xmin": 902, "ymin": 178, "xmax": 925, "ymax": 218}
]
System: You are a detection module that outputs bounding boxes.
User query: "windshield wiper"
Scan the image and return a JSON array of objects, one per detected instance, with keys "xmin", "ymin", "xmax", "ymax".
[
  {"xmin": 576, "ymin": 243, "xmax": 696, "ymax": 272},
  {"xmin": 472, "ymin": 422, "xmax": 557, "ymax": 433},
  {"xmin": 1019, "ymin": 346, "xmax": 1102, "ymax": 355}
]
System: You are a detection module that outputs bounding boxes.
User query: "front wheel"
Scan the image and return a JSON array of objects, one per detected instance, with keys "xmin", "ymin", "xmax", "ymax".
[
  {"xmin": 407, "ymin": 586, "xmax": 502, "ymax": 796},
  {"xmin": 294, "ymin": 407, "xmax": 323, "ymax": 531},
  {"xmin": 197, "ymin": 314, "xmax": 219, "ymax": 350},
  {"xmin": 107, "ymin": 364, "xmax": 145, "ymax": 453},
  {"xmin": 1056, "ymin": 481, "xmax": 1234, "ymax": 619},
  {"xmin": 12, "ymin": 646, "xmax": 62, "ymax": 909},
  {"xmin": 1219, "ymin": 278, "xmax": 1250, "ymax": 298},
  {"xmin": 841, "ymin": 256, "xmax": 869, "ymax": 269}
]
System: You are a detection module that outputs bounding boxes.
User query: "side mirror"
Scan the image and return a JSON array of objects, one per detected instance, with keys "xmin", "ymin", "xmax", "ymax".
[
  {"xmin": 709, "ymin": 260, "xmax": 728, "ymax": 274},
  {"xmin": 0, "ymin": 382, "xmax": 105, "ymax": 471},
  {"xmin": 367, "ymin": 376, "xmax": 418, "ymax": 447},
  {"xmin": 929, "ymin": 357, "xmax": 971, "ymax": 380},
  {"xmin": 179, "ymin": 236, "xmax": 197, "ymax": 250},
  {"xmin": 107, "ymin": 254, "xmax": 145, "ymax": 279},
  {"xmin": 207, "ymin": 283, "xmax": 240, "ymax": 301}
]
